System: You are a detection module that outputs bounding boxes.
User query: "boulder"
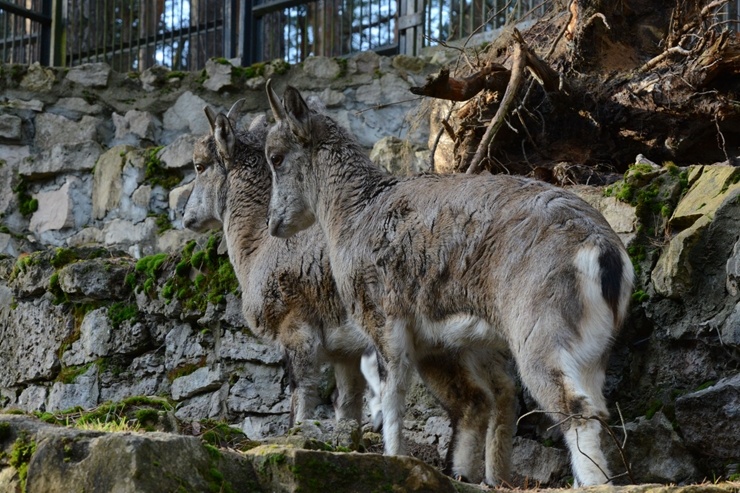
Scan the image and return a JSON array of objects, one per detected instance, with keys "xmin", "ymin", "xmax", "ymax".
[
  {"xmin": 171, "ymin": 365, "xmax": 225, "ymax": 401},
  {"xmin": 34, "ymin": 113, "xmax": 101, "ymax": 151},
  {"xmin": 20, "ymin": 141, "xmax": 102, "ymax": 177},
  {"xmin": 112, "ymin": 110, "xmax": 162, "ymax": 145},
  {"xmin": 47, "ymin": 364, "xmax": 100, "ymax": 411},
  {"xmin": 20, "ymin": 62, "xmax": 55, "ymax": 91},
  {"xmin": 605, "ymin": 412, "xmax": 699, "ymax": 484},
  {"xmin": 0, "ymin": 297, "xmax": 73, "ymax": 387},
  {"xmin": 158, "ymin": 133, "xmax": 199, "ymax": 170},
  {"xmin": 0, "ymin": 114, "xmax": 22, "ymax": 141},
  {"xmin": 675, "ymin": 374, "xmax": 740, "ymax": 459},
  {"xmin": 203, "ymin": 58, "xmax": 235, "ymax": 92},
  {"xmin": 92, "ymin": 145, "xmax": 132, "ymax": 220},
  {"xmin": 511, "ymin": 437, "xmax": 570, "ymax": 486},
  {"xmin": 65, "ymin": 62, "xmax": 111, "ymax": 88},
  {"xmin": 163, "ymin": 91, "xmax": 211, "ymax": 136}
]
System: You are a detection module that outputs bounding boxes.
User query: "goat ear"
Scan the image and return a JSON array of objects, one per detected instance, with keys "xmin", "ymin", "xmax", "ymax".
[
  {"xmin": 283, "ymin": 86, "xmax": 312, "ymax": 144},
  {"xmin": 267, "ymin": 79, "xmax": 286, "ymax": 122},
  {"xmin": 214, "ymin": 113, "xmax": 236, "ymax": 168},
  {"xmin": 226, "ymin": 98, "xmax": 246, "ymax": 127},
  {"xmin": 204, "ymin": 106, "xmax": 218, "ymax": 133}
]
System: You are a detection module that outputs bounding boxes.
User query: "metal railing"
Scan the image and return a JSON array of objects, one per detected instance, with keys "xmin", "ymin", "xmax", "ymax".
[{"xmin": 3, "ymin": 0, "xmax": 738, "ymax": 70}]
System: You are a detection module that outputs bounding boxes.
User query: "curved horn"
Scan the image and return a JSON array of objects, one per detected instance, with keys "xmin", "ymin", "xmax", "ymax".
[
  {"xmin": 203, "ymin": 106, "xmax": 218, "ymax": 133},
  {"xmin": 266, "ymin": 79, "xmax": 286, "ymax": 122},
  {"xmin": 226, "ymin": 98, "xmax": 246, "ymax": 125}
]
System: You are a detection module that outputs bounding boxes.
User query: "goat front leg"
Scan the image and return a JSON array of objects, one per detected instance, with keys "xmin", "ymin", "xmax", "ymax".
[{"xmin": 380, "ymin": 317, "xmax": 414, "ymax": 456}]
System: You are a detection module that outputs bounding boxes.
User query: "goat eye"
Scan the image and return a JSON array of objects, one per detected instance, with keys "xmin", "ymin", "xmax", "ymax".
[
  {"xmin": 270, "ymin": 155, "xmax": 284, "ymax": 169},
  {"xmin": 194, "ymin": 163, "xmax": 205, "ymax": 173}
]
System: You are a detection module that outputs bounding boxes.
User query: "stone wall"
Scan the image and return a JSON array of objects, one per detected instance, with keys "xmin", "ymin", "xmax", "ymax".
[{"xmin": 0, "ymin": 54, "xmax": 739, "ymax": 487}]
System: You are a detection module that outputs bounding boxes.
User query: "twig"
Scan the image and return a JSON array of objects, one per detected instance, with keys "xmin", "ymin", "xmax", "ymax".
[
  {"xmin": 515, "ymin": 408, "xmax": 635, "ymax": 484},
  {"xmin": 430, "ymin": 102, "xmax": 457, "ymax": 172},
  {"xmin": 638, "ymin": 45, "xmax": 692, "ymax": 73},
  {"xmin": 574, "ymin": 428, "xmax": 612, "ymax": 483},
  {"xmin": 467, "ymin": 31, "xmax": 526, "ymax": 174},
  {"xmin": 583, "ymin": 12, "xmax": 610, "ymax": 31},
  {"xmin": 715, "ymin": 116, "xmax": 730, "ymax": 163},
  {"xmin": 354, "ymin": 97, "xmax": 424, "ymax": 115}
]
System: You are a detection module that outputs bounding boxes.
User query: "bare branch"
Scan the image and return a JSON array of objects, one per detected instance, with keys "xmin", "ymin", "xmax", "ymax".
[{"xmin": 467, "ymin": 31, "xmax": 527, "ymax": 174}]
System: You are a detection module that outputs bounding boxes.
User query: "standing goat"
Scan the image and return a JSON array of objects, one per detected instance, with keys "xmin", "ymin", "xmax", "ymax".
[
  {"xmin": 265, "ymin": 82, "xmax": 634, "ymax": 486},
  {"xmin": 182, "ymin": 105, "xmax": 381, "ymax": 426}
]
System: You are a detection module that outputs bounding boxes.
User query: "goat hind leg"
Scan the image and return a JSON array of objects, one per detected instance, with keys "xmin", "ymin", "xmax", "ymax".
[
  {"xmin": 484, "ymin": 351, "xmax": 517, "ymax": 486},
  {"xmin": 332, "ymin": 357, "xmax": 366, "ymax": 424}
]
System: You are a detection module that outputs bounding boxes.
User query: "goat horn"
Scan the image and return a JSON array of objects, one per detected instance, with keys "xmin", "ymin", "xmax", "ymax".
[
  {"xmin": 226, "ymin": 98, "xmax": 246, "ymax": 125},
  {"xmin": 203, "ymin": 106, "xmax": 218, "ymax": 133},
  {"xmin": 266, "ymin": 79, "xmax": 286, "ymax": 122}
]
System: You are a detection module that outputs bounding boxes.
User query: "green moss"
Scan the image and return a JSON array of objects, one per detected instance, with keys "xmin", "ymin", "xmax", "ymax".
[
  {"xmin": 167, "ymin": 71, "xmax": 187, "ymax": 79},
  {"xmin": 695, "ymin": 380, "xmax": 716, "ymax": 391},
  {"xmin": 335, "ymin": 57, "xmax": 348, "ymax": 78},
  {"xmin": 50, "ymin": 247, "xmax": 79, "ymax": 268},
  {"xmin": 134, "ymin": 253, "xmax": 169, "ymax": 296},
  {"xmin": 632, "ymin": 290, "xmax": 650, "ymax": 302},
  {"xmin": 167, "ymin": 358, "xmax": 206, "ymax": 382},
  {"xmin": 645, "ymin": 399, "xmax": 663, "ymax": 420},
  {"xmin": 144, "ymin": 146, "xmax": 181, "ymax": 190},
  {"xmin": 0, "ymin": 421, "xmax": 11, "ymax": 441},
  {"xmin": 12, "ymin": 176, "xmax": 38, "ymax": 217},
  {"xmin": 152, "ymin": 212, "xmax": 173, "ymax": 234},
  {"xmin": 108, "ymin": 302, "xmax": 139, "ymax": 329},
  {"xmin": 271, "ymin": 59, "xmax": 290, "ymax": 75},
  {"xmin": 9, "ymin": 431, "xmax": 36, "ymax": 493},
  {"xmin": 56, "ymin": 362, "xmax": 93, "ymax": 384}
]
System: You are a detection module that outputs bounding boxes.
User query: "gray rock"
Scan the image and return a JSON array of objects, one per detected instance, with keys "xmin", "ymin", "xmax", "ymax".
[
  {"xmin": 174, "ymin": 385, "xmax": 228, "ymax": 420},
  {"xmin": 240, "ymin": 413, "xmax": 291, "ymax": 440},
  {"xmin": 5, "ymin": 98, "xmax": 45, "ymax": 112},
  {"xmin": 303, "ymin": 56, "xmax": 342, "ymax": 80},
  {"xmin": 47, "ymin": 363, "xmax": 100, "ymax": 411},
  {"xmin": 168, "ymin": 181, "xmax": 193, "ymax": 217},
  {"xmin": 20, "ymin": 62, "xmax": 55, "ymax": 91},
  {"xmin": 164, "ymin": 323, "xmax": 208, "ymax": 371},
  {"xmin": 92, "ymin": 145, "xmax": 132, "ymax": 220},
  {"xmin": 18, "ymin": 385, "xmax": 48, "ymax": 412},
  {"xmin": 20, "ymin": 141, "xmax": 103, "ymax": 177},
  {"xmin": 159, "ymin": 133, "xmax": 199, "ymax": 170},
  {"xmin": 163, "ymin": 91, "xmax": 211, "ymax": 136},
  {"xmin": 3, "ymin": 416, "xmax": 258, "ymax": 493},
  {"xmin": 217, "ymin": 329, "xmax": 283, "ymax": 365},
  {"xmin": 0, "ymin": 114, "xmax": 22, "ymax": 140},
  {"xmin": 62, "ymin": 308, "xmax": 113, "ymax": 366},
  {"xmin": 34, "ymin": 113, "xmax": 101, "ymax": 151},
  {"xmin": 29, "ymin": 178, "xmax": 78, "ymax": 234},
  {"xmin": 675, "ymin": 374, "xmax": 740, "ymax": 459},
  {"xmin": 203, "ymin": 58, "xmax": 234, "ymax": 91},
  {"xmin": 721, "ymin": 303, "xmax": 740, "ymax": 346},
  {"xmin": 112, "ymin": 109, "xmax": 162, "ymax": 144},
  {"xmin": 0, "ymin": 233, "xmax": 18, "ymax": 257},
  {"xmin": 57, "ymin": 258, "xmax": 132, "ymax": 301},
  {"xmin": 54, "ymin": 97, "xmax": 102, "ymax": 116},
  {"xmin": 171, "ymin": 365, "xmax": 224, "ymax": 400},
  {"xmin": 103, "ymin": 217, "xmax": 156, "ymax": 247},
  {"xmin": 726, "ymin": 237, "xmax": 740, "ymax": 297},
  {"xmin": 0, "ymin": 297, "xmax": 72, "ymax": 387},
  {"xmin": 140, "ymin": 64, "xmax": 170, "ymax": 91},
  {"xmin": 227, "ymin": 363, "xmax": 288, "ymax": 414},
  {"xmin": 370, "ymin": 136, "xmax": 429, "ymax": 175},
  {"xmin": 511, "ymin": 437, "xmax": 570, "ymax": 486},
  {"xmin": 65, "ymin": 62, "xmax": 111, "ymax": 88},
  {"xmin": 606, "ymin": 412, "xmax": 699, "ymax": 484}
]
